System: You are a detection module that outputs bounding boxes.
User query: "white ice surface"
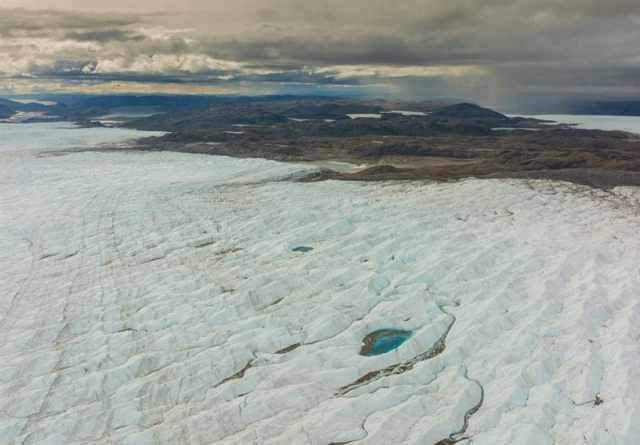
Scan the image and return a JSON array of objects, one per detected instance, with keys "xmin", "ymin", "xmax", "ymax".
[
  {"xmin": 2, "ymin": 123, "xmax": 640, "ymax": 444},
  {"xmin": 0, "ymin": 122, "xmax": 163, "ymax": 155},
  {"xmin": 347, "ymin": 114, "xmax": 382, "ymax": 119},
  {"xmin": 384, "ymin": 110, "xmax": 430, "ymax": 116}
]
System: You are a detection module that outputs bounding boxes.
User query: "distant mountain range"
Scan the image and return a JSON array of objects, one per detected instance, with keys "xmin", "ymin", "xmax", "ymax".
[
  {"xmin": 0, "ymin": 98, "xmax": 57, "ymax": 119},
  {"xmin": 6, "ymin": 94, "xmax": 640, "ymax": 122},
  {"xmin": 125, "ymin": 100, "xmax": 521, "ymax": 140},
  {"xmin": 0, "ymin": 94, "xmax": 364, "ymax": 122}
]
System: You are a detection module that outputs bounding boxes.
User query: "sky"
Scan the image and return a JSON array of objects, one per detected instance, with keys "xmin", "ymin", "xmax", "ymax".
[{"xmin": 1, "ymin": 0, "xmax": 640, "ymax": 110}]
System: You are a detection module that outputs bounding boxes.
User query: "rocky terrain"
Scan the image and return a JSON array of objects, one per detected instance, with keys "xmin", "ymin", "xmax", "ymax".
[
  {"xmin": 118, "ymin": 99, "xmax": 640, "ymax": 188},
  {"xmin": 4, "ymin": 94, "xmax": 640, "ymax": 188}
]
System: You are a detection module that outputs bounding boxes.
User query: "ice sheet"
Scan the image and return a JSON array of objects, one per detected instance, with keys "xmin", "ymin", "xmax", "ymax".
[{"xmin": 1, "ymin": 123, "xmax": 640, "ymax": 444}]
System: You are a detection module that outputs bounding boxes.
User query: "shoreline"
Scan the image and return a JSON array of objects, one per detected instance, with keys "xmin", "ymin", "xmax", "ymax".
[{"xmin": 85, "ymin": 138, "xmax": 640, "ymax": 190}]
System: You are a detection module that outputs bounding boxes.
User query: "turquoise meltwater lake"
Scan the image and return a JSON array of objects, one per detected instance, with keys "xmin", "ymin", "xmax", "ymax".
[{"xmin": 360, "ymin": 329, "xmax": 413, "ymax": 356}]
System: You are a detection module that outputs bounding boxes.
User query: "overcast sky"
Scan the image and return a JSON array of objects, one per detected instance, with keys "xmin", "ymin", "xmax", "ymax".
[{"xmin": 1, "ymin": 0, "xmax": 640, "ymax": 109}]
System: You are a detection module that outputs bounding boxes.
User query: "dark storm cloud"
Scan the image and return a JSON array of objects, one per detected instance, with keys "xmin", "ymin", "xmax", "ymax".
[
  {"xmin": 2, "ymin": 0, "xmax": 640, "ymax": 106},
  {"xmin": 0, "ymin": 8, "xmax": 139, "ymax": 37},
  {"xmin": 190, "ymin": 0, "xmax": 640, "ymax": 67}
]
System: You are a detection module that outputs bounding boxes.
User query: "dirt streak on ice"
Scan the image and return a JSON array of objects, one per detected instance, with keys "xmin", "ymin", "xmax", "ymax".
[{"xmin": 1, "ymin": 123, "xmax": 640, "ymax": 444}]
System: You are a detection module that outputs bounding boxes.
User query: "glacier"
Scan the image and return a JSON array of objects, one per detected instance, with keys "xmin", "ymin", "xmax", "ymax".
[{"xmin": 1, "ymin": 123, "xmax": 640, "ymax": 444}]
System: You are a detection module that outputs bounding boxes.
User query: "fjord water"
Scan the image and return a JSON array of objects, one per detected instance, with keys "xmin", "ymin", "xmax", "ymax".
[
  {"xmin": 2, "ymin": 122, "xmax": 640, "ymax": 444},
  {"xmin": 520, "ymin": 114, "xmax": 640, "ymax": 134}
]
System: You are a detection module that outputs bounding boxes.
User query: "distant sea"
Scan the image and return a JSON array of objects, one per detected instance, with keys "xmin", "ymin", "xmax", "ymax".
[{"xmin": 514, "ymin": 114, "xmax": 640, "ymax": 134}]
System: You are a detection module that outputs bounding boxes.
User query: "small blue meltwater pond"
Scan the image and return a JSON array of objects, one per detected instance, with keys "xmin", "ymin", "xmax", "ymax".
[{"xmin": 360, "ymin": 329, "xmax": 413, "ymax": 356}]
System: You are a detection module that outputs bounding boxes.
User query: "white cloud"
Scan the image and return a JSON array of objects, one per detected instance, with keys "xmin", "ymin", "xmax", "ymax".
[
  {"xmin": 88, "ymin": 55, "xmax": 241, "ymax": 74},
  {"xmin": 315, "ymin": 64, "xmax": 488, "ymax": 79}
]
